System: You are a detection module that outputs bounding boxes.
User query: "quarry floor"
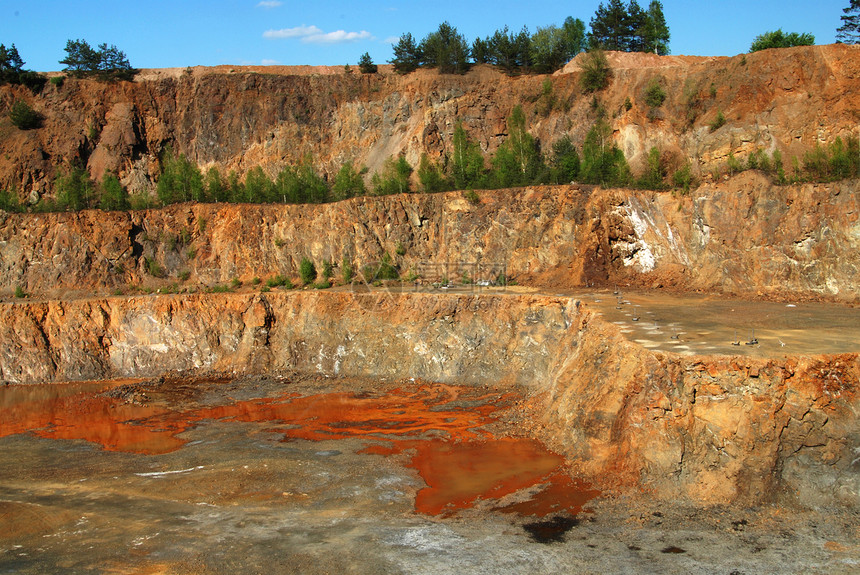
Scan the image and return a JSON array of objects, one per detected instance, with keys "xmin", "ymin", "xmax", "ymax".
[
  {"xmin": 350, "ymin": 283, "xmax": 860, "ymax": 357},
  {"xmin": 1, "ymin": 375, "xmax": 858, "ymax": 574}
]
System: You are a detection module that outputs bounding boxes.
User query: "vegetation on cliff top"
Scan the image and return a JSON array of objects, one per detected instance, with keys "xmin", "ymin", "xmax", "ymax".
[
  {"xmin": 59, "ymin": 39, "xmax": 136, "ymax": 81},
  {"xmin": 750, "ymin": 29, "xmax": 815, "ymax": 52},
  {"xmin": 389, "ymin": 1, "xmax": 669, "ymax": 76},
  {"xmin": 837, "ymin": 0, "xmax": 860, "ymax": 44}
]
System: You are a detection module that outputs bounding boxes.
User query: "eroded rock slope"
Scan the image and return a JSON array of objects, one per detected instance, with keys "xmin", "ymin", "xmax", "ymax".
[
  {"xmin": 2, "ymin": 173, "xmax": 858, "ymax": 301},
  {"xmin": 0, "ymin": 291, "xmax": 856, "ymax": 507}
]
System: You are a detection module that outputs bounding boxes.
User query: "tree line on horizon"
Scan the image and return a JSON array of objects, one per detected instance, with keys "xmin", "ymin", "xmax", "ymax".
[{"xmin": 386, "ymin": 0, "xmax": 670, "ymax": 76}]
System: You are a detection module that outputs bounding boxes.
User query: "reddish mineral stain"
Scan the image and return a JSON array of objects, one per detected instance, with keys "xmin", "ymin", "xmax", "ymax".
[{"xmin": 0, "ymin": 381, "xmax": 598, "ymax": 516}]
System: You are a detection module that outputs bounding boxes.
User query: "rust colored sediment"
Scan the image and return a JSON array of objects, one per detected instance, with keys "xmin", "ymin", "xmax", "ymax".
[{"xmin": 0, "ymin": 381, "xmax": 599, "ymax": 517}]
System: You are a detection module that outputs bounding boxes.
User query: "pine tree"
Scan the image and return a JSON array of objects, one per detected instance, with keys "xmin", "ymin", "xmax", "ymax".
[
  {"xmin": 419, "ymin": 22, "xmax": 471, "ymax": 74},
  {"xmin": 390, "ymin": 33, "xmax": 422, "ymax": 74},
  {"xmin": 642, "ymin": 1, "xmax": 671, "ymax": 55},
  {"xmin": 358, "ymin": 52, "xmax": 377, "ymax": 74},
  {"xmin": 589, "ymin": 0, "xmax": 669, "ymax": 54},
  {"xmin": 837, "ymin": 0, "xmax": 860, "ymax": 44},
  {"xmin": 0, "ymin": 44, "xmax": 24, "ymax": 83},
  {"xmin": 627, "ymin": 0, "xmax": 648, "ymax": 52},
  {"xmin": 589, "ymin": 0, "xmax": 634, "ymax": 51}
]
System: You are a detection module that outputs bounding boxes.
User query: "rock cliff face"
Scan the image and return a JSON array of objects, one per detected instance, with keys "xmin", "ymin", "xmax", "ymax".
[
  {"xmin": 2, "ymin": 173, "xmax": 858, "ymax": 301},
  {"xmin": 1, "ymin": 44, "xmax": 858, "ymax": 511},
  {"xmin": 0, "ymin": 291, "xmax": 856, "ymax": 507},
  {"xmin": 1, "ymin": 45, "xmax": 858, "ymax": 199}
]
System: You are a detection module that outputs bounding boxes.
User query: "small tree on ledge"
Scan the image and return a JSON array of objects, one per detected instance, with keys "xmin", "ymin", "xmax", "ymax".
[{"xmin": 358, "ymin": 52, "xmax": 377, "ymax": 74}]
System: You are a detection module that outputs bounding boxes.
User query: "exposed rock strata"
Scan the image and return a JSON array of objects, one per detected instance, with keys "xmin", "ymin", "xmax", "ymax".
[
  {"xmin": 1, "ymin": 45, "xmax": 858, "ymax": 198},
  {"xmin": 2, "ymin": 174, "xmax": 858, "ymax": 301},
  {"xmin": 0, "ymin": 291, "xmax": 856, "ymax": 507}
]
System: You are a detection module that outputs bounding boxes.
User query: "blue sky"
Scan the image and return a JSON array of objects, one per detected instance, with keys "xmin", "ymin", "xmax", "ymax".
[{"xmin": 0, "ymin": 1, "xmax": 850, "ymax": 71}]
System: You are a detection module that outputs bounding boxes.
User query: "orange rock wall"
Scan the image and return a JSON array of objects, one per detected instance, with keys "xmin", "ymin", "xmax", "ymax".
[
  {"xmin": 2, "ymin": 175, "xmax": 858, "ymax": 300},
  {"xmin": 0, "ymin": 291, "xmax": 856, "ymax": 506},
  {"xmin": 1, "ymin": 45, "xmax": 858, "ymax": 199}
]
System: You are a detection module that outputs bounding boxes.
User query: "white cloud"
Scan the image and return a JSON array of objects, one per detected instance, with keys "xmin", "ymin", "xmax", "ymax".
[
  {"xmin": 383, "ymin": 36, "xmax": 400, "ymax": 44},
  {"xmin": 303, "ymin": 30, "xmax": 372, "ymax": 44},
  {"xmin": 261, "ymin": 59, "xmax": 281, "ymax": 65},
  {"xmin": 257, "ymin": 1, "xmax": 282, "ymax": 7},
  {"xmin": 263, "ymin": 25, "xmax": 372, "ymax": 44},
  {"xmin": 263, "ymin": 25, "xmax": 322, "ymax": 39}
]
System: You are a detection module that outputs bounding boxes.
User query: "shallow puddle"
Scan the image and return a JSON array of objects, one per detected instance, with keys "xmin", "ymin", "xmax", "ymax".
[{"xmin": 0, "ymin": 378, "xmax": 596, "ymax": 518}]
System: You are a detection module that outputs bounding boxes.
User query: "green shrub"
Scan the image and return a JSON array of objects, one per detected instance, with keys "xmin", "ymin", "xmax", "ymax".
[
  {"xmin": 55, "ymin": 167, "xmax": 95, "ymax": 211},
  {"xmin": 772, "ymin": 150, "xmax": 786, "ymax": 184},
  {"xmin": 331, "ymin": 161, "xmax": 367, "ymax": 201},
  {"xmin": 750, "ymin": 29, "xmax": 815, "ymax": 52},
  {"xmin": 14, "ymin": 286, "xmax": 26, "ymax": 298},
  {"xmin": 672, "ymin": 163, "xmax": 694, "ymax": 193},
  {"xmin": 747, "ymin": 148, "xmax": 770, "ymax": 172},
  {"xmin": 178, "ymin": 270, "xmax": 191, "ymax": 281},
  {"xmin": 682, "ymin": 79, "xmax": 701, "ymax": 125},
  {"xmin": 643, "ymin": 78, "xmax": 666, "ymax": 108},
  {"xmin": 376, "ymin": 253, "xmax": 399, "ymax": 280},
  {"xmin": 364, "ymin": 253, "xmax": 399, "ymax": 281},
  {"xmin": 534, "ymin": 79, "xmax": 557, "ymax": 118},
  {"xmin": 144, "ymin": 257, "xmax": 166, "ymax": 278},
  {"xmin": 827, "ymin": 136, "xmax": 860, "ymax": 180},
  {"xmin": 50, "ymin": 75, "xmax": 65, "ymax": 87},
  {"xmin": 299, "ymin": 258, "xmax": 317, "ymax": 285},
  {"xmin": 9, "ymin": 100, "xmax": 41, "ymax": 130},
  {"xmin": 0, "ymin": 188, "xmax": 22, "ymax": 212},
  {"xmin": 157, "ymin": 147, "xmax": 204, "ymax": 205},
  {"xmin": 371, "ymin": 156, "xmax": 412, "ymax": 195},
  {"xmin": 463, "ymin": 189, "xmax": 481, "ymax": 204},
  {"xmin": 580, "ymin": 49, "xmax": 611, "ymax": 93},
  {"xmin": 550, "ymin": 136, "xmax": 580, "ymax": 184},
  {"xmin": 709, "ymin": 111, "xmax": 726, "ymax": 131},
  {"xmin": 637, "ymin": 147, "xmax": 666, "ymax": 189},
  {"xmin": 266, "ymin": 274, "xmax": 293, "ymax": 289},
  {"xmin": 801, "ymin": 137, "xmax": 860, "ymax": 182},
  {"xmin": 313, "ymin": 280, "xmax": 332, "ymax": 289},
  {"xmin": 341, "ymin": 257, "xmax": 354, "ymax": 284},
  {"xmin": 98, "ymin": 173, "xmax": 129, "ymax": 211},
  {"xmin": 321, "ymin": 260, "xmax": 334, "ymax": 281},
  {"xmin": 417, "ymin": 154, "xmax": 450, "ymax": 193},
  {"xmin": 726, "ymin": 152, "xmax": 743, "ymax": 175},
  {"xmin": 231, "ymin": 277, "xmax": 241, "ymax": 288},
  {"xmin": 580, "ymin": 118, "xmax": 630, "ymax": 187}
]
